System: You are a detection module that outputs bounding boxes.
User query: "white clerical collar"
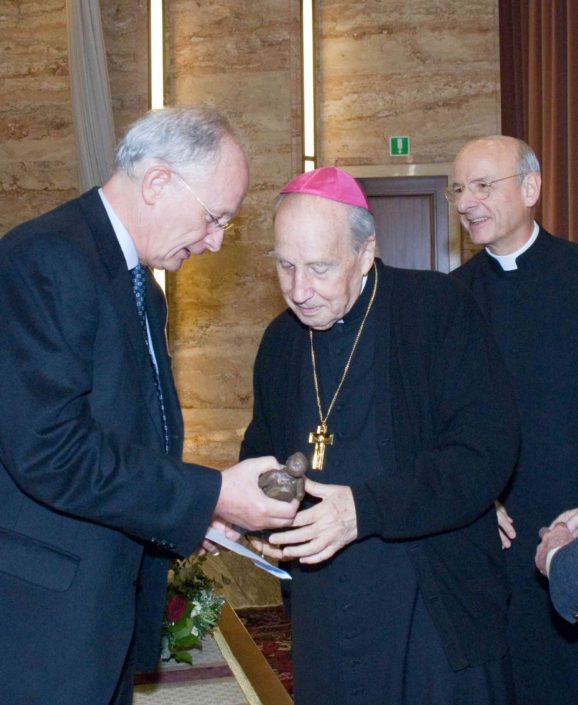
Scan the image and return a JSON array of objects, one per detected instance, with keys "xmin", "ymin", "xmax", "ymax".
[
  {"xmin": 485, "ymin": 221, "xmax": 539, "ymax": 271},
  {"xmin": 98, "ymin": 188, "xmax": 139, "ymax": 270}
]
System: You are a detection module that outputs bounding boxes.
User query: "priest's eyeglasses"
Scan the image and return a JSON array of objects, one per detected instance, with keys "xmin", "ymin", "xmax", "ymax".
[
  {"xmin": 173, "ymin": 171, "xmax": 234, "ymax": 233},
  {"xmin": 445, "ymin": 173, "xmax": 528, "ymax": 204}
]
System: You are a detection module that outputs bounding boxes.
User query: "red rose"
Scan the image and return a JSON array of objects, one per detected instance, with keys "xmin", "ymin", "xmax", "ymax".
[{"xmin": 166, "ymin": 594, "xmax": 188, "ymax": 622}]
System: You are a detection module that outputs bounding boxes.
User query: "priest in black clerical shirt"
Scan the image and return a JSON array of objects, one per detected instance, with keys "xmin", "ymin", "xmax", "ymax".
[
  {"xmin": 240, "ymin": 166, "xmax": 520, "ymax": 705},
  {"xmin": 450, "ymin": 135, "xmax": 578, "ymax": 705}
]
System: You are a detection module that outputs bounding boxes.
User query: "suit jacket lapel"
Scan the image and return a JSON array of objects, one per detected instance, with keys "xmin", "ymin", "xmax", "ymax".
[{"xmin": 77, "ymin": 189, "xmax": 168, "ymax": 449}]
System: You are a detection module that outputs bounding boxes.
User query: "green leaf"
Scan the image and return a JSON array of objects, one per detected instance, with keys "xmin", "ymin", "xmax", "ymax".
[
  {"xmin": 173, "ymin": 650, "xmax": 193, "ymax": 664},
  {"xmin": 173, "ymin": 617, "xmax": 194, "ymax": 640},
  {"xmin": 177, "ymin": 634, "xmax": 202, "ymax": 650}
]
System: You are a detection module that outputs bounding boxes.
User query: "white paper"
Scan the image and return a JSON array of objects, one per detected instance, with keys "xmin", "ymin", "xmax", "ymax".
[{"xmin": 205, "ymin": 527, "xmax": 292, "ymax": 580}]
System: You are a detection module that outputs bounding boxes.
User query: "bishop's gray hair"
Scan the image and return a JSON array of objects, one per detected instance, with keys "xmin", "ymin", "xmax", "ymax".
[
  {"xmin": 113, "ymin": 105, "xmax": 242, "ymax": 177},
  {"xmin": 348, "ymin": 203, "xmax": 375, "ymax": 252},
  {"xmin": 273, "ymin": 194, "xmax": 375, "ymax": 253}
]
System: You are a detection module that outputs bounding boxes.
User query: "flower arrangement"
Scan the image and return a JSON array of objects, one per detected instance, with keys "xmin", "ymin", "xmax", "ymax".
[{"xmin": 161, "ymin": 555, "xmax": 225, "ymax": 664}]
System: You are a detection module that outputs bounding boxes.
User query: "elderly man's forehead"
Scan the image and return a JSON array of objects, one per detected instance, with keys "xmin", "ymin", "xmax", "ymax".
[{"xmin": 458, "ymin": 138, "xmax": 518, "ymax": 166}]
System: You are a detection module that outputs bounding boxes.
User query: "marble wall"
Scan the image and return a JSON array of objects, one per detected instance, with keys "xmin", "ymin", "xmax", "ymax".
[
  {"xmin": 0, "ymin": 0, "xmax": 149, "ymax": 235},
  {"xmin": 0, "ymin": 0, "xmax": 499, "ymax": 605},
  {"xmin": 100, "ymin": 0, "xmax": 149, "ymax": 138},
  {"xmin": 316, "ymin": 0, "xmax": 501, "ymax": 166},
  {"xmin": 0, "ymin": 1, "xmax": 76, "ymax": 234}
]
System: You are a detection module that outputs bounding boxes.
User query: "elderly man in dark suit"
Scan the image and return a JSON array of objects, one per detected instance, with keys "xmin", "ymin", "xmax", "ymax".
[{"xmin": 0, "ymin": 105, "xmax": 297, "ymax": 705}]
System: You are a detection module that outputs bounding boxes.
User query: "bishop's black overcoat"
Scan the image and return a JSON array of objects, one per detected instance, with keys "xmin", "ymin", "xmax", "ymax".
[{"xmin": 241, "ymin": 259, "xmax": 520, "ymax": 703}]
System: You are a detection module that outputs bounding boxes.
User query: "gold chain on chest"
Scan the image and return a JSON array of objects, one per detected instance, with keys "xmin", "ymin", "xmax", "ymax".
[{"xmin": 308, "ymin": 263, "xmax": 378, "ymax": 470}]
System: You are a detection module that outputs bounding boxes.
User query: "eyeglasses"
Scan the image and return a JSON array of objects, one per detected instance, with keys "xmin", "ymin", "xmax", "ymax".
[
  {"xmin": 445, "ymin": 173, "xmax": 528, "ymax": 204},
  {"xmin": 173, "ymin": 171, "xmax": 234, "ymax": 233}
]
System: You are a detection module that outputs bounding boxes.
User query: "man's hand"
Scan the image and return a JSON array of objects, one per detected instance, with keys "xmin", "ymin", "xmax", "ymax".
[
  {"xmin": 268, "ymin": 478, "xmax": 358, "ymax": 565},
  {"xmin": 548, "ymin": 508, "xmax": 578, "ymax": 535},
  {"xmin": 496, "ymin": 501, "xmax": 516, "ymax": 549},
  {"xmin": 215, "ymin": 457, "xmax": 299, "ymax": 532},
  {"xmin": 535, "ymin": 522, "xmax": 575, "ymax": 576},
  {"xmin": 197, "ymin": 517, "xmax": 241, "ymax": 557},
  {"xmin": 249, "ymin": 536, "xmax": 284, "ymax": 561}
]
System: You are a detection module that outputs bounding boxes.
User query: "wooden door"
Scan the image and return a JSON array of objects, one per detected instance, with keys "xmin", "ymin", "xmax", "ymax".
[{"xmin": 357, "ymin": 175, "xmax": 450, "ymax": 273}]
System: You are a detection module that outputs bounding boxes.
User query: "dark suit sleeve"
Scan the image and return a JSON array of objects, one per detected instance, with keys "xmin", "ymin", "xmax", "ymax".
[
  {"xmin": 549, "ymin": 540, "xmax": 578, "ymax": 623},
  {"xmin": 0, "ymin": 235, "xmax": 220, "ymax": 556},
  {"xmin": 353, "ymin": 281, "xmax": 520, "ymax": 540}
]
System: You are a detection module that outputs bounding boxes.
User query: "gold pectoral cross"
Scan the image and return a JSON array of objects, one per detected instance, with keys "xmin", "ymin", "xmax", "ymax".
[{"xmin": 308, "ymin": 423, "xmax": 334, "ymax": 470}]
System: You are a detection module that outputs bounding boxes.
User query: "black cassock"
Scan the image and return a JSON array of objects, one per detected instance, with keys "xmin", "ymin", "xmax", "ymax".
[
  {"xmin": 453, "ymin": 228, "xmax": 578, "ymax": 705},
  {"xmin": 242, "ymin": 262, "xmax": 518, "ymax": 705}
]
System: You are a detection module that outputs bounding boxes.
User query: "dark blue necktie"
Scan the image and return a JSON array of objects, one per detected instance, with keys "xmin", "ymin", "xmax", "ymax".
[{"xmin": 131, "ymin": 264, "xmax": 170, "ymax": 452}]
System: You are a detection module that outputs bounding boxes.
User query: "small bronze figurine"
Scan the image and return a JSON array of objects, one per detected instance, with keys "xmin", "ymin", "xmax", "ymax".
[{"xmin": 258, "ymin": 451, "xmax": 308, "ymax": 502}]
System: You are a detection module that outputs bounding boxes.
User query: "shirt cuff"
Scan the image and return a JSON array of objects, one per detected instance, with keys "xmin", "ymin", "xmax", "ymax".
[{"xmin": 546, "ymin": 545, "xmax": 563, "ymax": 577}]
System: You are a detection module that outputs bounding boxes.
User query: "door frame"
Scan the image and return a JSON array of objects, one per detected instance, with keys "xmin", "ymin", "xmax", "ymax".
[{"xmin": 346, "ymin": 163, "xmax": 462, "ymax": 271}]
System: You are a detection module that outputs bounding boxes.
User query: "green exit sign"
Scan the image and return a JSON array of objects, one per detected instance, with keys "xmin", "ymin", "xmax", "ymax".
[{"xmin": 389, "ymin": 136, "xmax": 410, "ymax": 156}]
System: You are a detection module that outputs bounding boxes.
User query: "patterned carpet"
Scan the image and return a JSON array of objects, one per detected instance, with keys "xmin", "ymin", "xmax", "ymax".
[
  {"xmin": 236, "ymin": 605, "xmax": 293, "ymax": 696},
  {"xmin": 134, "ymin": 629, "xmax": 260, "ymax": 705}
]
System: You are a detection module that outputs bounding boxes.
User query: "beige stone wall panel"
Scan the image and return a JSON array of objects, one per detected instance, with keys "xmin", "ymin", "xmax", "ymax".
[
  {"xmin": 0, "ymin": 0, "xmax": 76, "ymax": 235},
  {"xmin": 316, "ymin": 0, "xmax": 500, "ymax": 166},
  {"xmin": 100, "ymin": 0, "xmax": 149, "ymax": 137}
]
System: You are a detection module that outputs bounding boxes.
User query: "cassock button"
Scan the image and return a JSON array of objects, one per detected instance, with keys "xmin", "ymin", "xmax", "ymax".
[
  {"xmin": 573, "ymin": 612, "xmax": 578, "ymax": 621},
  {"xmin": 343, "ymin": 603, "xmax": 352, "ymax": 612}
]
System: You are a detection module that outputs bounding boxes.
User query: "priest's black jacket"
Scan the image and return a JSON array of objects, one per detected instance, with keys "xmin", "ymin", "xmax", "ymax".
[
  {"xmin": 241, "ymin": 258, "xmax": 521, "ymax": 676},
  {"xmin": 452, "ymin": 227, "xmax": 578, "ymax": 704}
]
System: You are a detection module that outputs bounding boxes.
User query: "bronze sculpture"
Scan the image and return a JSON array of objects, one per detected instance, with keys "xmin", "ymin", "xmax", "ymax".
[{"xmin": 258, "ymin": 451, "xmax": 308, "ymax": 502}]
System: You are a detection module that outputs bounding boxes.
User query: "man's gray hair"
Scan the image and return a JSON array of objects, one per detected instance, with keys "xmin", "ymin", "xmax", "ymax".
[
  {"xmin": 273, "ymin": 194, "xmax": 375, "ymax": 252},
  {"xmin": 348, "ymin": 204, "xmax": 375, "ymax": 251},
  {"xmin": 114, "ymin": 105, "xmax": 241, "ymax": 177},
  {"xmin": 516, "ymin": 139, "xmax": 541, "ymax": 182}
]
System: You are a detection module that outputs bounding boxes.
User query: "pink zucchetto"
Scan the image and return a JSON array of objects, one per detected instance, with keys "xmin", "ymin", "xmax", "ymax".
[{"xmin": 280, "ymin": 166, "xmax": 370, "ymax": 211}]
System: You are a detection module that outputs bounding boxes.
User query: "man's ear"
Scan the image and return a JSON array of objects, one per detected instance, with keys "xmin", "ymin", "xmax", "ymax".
[
  {"xmin": 523, "ymin": 172, "xmax": 542, "ymax": 208},
  {"xmin": 360, "ymin": 234, "xmax": 376, "ymax": 275},
  {"xmin": 141, "ymin": 165, "xmax": 172, "ymax": 205}
]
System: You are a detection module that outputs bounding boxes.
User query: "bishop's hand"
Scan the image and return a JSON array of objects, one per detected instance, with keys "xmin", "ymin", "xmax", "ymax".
[{"xmin": 268, "ymin": 478, "xmax": 358, "ymax": 565}]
